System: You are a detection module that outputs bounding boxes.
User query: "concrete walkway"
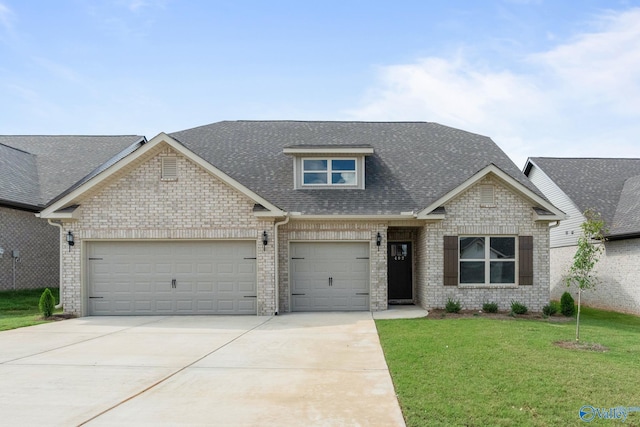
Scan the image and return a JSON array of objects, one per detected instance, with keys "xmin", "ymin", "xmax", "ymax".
[{"xmin": 0, "ymin": 313, "xmax": 409, "ymax": 426}]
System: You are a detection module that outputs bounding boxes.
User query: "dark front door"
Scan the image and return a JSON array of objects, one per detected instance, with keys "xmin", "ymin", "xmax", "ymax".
[{"xmin": 388, "ymin": 242, "xmax": 413, "ymax": 301}]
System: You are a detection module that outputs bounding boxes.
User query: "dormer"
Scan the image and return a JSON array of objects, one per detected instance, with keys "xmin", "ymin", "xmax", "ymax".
[{"xmin": 283, "ymin": 145, "xmax": 374, "ymax": 190}]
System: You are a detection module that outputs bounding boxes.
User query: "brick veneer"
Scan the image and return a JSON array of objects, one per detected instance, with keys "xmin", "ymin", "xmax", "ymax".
[
  {"xmin": 416, "ymin": 176, "xmax": 551, "ymax": 312},
  {"xmin": 0, "ymin": 206, "xmax": 59, "ymax": 290},
  {"xmin": 550, "ymin": 239, "xmax": 640, "ymax": 316}
]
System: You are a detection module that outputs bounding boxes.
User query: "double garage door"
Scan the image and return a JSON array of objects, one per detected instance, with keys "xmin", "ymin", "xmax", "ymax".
[
  {"xmin": 290, "ymin": 242, "xmax": 370, "ymax": 311},
  {"xmin": 87, "ymin": 241, "xmax": 257, "ymax": 315}
]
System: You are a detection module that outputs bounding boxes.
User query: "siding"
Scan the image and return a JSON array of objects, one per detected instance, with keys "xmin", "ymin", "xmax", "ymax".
[{"xmin": 526, "ymin": 163, "xmax": 584, "ymax": 248}]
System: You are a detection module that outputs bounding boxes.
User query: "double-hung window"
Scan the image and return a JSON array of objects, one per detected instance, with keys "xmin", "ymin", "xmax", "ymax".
[
  {"xmin": 459, "ymin": 236, "xmax": 516, "ymax": 284},
  {"xmin": 302, "ymin": 158, "xmax": 356, "ymax": 186}
]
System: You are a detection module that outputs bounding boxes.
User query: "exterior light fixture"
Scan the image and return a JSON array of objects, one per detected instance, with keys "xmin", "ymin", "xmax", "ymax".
[
  {"xmin": 262, "ymin": 231, "xmax": 268, "ymax": 250},
  {"xmin": 0, "ymin": 247, "xmax": 4, "ymax": 257},
  {"xmin": 376, "ymin": 232, "xmax": 382, "ymax": 249},
  {"xmin": 66, "ymin": 231, "xmax": 75, "ymax": 251}
]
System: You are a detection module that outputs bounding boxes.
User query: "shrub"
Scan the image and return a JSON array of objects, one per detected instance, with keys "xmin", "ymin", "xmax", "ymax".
[
  {"xmin": 560, "ymin": 292, "xmax": 575, "ymax": 317},
  {"xmin": 542, "ymin": 302, "xmax": 559, "ymax": 317},
  {"xmin": 510, "ymin": 301, "xmax": 528, "ymax": 315},
  {"xmin": 445, "ymin": 298, "xmax": 461, "ymax": 313},
  {"xmin": 39, "ymin": 288, "xmax": 56, "ymax": 318},
  {"xmin": 482, "ymin": 301, "xmax": 499, "ymax": 313}
]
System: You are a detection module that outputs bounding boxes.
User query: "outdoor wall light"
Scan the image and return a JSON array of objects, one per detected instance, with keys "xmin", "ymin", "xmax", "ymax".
[
  {"xmin": 66, "ymin": 231, "xmax": 75, "ymax": 251},
  {"xmin": 262, "ymin": 231, "xmax": 268, "ymax": 250},
  {"xmin": 376, "ymin": 232, "xmax": 382, "ymax": 248},
  {"xmin": 0, "ymin": 247, "xmax": 4, "ymax": 257}
]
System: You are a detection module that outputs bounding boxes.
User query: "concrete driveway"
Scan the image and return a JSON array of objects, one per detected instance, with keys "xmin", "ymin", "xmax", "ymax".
[{"xmin": 0, "ymin": 313, "xmax": 406, "ymax": 426}]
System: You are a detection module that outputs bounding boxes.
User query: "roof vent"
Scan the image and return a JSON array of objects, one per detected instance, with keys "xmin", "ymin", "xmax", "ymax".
[
  {"xmin": 480, "ymin": 184, "xmax": 495, "ymax": 207},
  {"xmin": 161, "ymin": 157, "xmax": 178, "ymax": 180}
]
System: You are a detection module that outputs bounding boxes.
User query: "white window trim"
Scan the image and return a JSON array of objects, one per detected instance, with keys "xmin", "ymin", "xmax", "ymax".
[
  {"xmin": 459, "ymin": 236, "xmax": 518, "ymax": 286},
  {"xmin": 301, "ymin": 157, "xmax": 358, "ymax": 187}
]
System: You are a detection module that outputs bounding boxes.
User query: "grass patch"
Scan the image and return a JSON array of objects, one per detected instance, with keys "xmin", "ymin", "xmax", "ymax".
[
  {"xmin": 376, "ymin": 307, "xmax": 640, "ymax": 427},
  {"xmin": 0, "ymin": 288, "xmax": 60, "ymax": 331}
]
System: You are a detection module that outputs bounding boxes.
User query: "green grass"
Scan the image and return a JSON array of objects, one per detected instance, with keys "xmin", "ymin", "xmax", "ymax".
[
  {"xmin": 0, "ymin": 288, "xmax": 60, "ymax": 331},
  {"xmin": 377, "ymin": 307, "xmax": 640, "ymax": 427}
]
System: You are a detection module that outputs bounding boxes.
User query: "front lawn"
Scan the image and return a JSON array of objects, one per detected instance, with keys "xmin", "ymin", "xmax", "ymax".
[
  {"xmin": 0, "ymin": 288, "xmax": 60, "ymax": 331},
  {"xmin": 376, "ymin": 307, "xmax": 640, "ymax": 427}
]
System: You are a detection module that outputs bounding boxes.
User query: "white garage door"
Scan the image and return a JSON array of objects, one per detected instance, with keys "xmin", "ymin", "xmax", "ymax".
[
  {"xmin": 290, "ymin": 242, "xmax": 370, "ymax": 311},
  {"xmin": 87, "ymin": 241, "xmax": 257, "ymax": 315}
]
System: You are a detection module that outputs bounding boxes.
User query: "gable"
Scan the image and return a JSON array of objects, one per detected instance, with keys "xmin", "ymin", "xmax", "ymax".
[{"xmin": 39, "ymin": 133, "xmax": 284, "ymax": 220}]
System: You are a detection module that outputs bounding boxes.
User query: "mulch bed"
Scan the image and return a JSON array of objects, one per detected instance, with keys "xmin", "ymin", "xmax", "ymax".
[
  {"xmin": 553, "ymin": 340, "xmax": 609, "ymax": 352},
  {"xmin": 43, "ymin": 313, "xmax": 77, "ymax": 321},
  {"xmin": 426, "ymin": 309, "xmax": 573, "ymax": 322}
]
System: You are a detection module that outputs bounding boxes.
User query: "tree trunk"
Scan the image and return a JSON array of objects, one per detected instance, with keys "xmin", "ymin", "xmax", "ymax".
[{"xmin": 576, "ymin": 288, "xmax": 582, "ymax": 342}]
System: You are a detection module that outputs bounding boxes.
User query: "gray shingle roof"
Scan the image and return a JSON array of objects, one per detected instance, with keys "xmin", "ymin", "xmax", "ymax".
[
  {"xmin": 0, "ymin": 135, "xmax": 145, "ymax": 209},
  {"xmin": 171, "ymin": 121, "xmax": 542, "ymax": 215},
  {"xmin": 529, "ymin": 157, "xmax": 640, "ymax": 237}
]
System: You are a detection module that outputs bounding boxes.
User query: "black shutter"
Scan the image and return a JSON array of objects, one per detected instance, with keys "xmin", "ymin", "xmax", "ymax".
[
  {"xmin": 519, "ymin": 236, "xmax": 533, "ymax": 286},
  {"xmin": 443, "ymin": 236, "xmax": 458, "ymax": 286}
]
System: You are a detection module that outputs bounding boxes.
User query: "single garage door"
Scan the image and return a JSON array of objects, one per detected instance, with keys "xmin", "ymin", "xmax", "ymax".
[
  {"xmin": 87, "ymin": 241, "xmax": 257, "ymax": 315},
  {"xmin": 290, "ymin": 242, "xmax": 370, "ymax": 311}
]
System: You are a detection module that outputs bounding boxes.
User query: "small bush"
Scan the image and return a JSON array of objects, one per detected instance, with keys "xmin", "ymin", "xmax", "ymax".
[
  {"xmin": 445, "ymin": 298, "xmax": 461, "ymax": 313},
  {"xmin": 39, "ymin": 288, "xmax": 56, "ymax": 318},
  {"xmin": 542, "ymin": 302, "xmax": 559, "ymax": 317},
  {"xmin": 560, "ymin": 292, "xmax": 575, "ymax": 317},
  {"xmin": 510, "ymin": 301, "xmax": 528, "ymax": 315},
  {"xmin": 482, "ymin": 301, "xmax": 499, "ymax": 313}
]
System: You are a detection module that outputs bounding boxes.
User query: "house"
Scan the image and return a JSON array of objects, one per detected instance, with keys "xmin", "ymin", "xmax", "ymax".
[
  {"xmin": 524, "ymin": 157, "xmax": 640, "ymax": 315},
  {"xmin": 0, "ymin": 136, "xmax": 146, "ymax": 291},
  {"xmin": 36, "ymin": 121, "xmax": 563, "ymax": 316}
]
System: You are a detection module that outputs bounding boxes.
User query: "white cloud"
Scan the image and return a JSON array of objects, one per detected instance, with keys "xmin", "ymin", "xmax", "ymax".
[
  {"xmin": 347, "ymin": 7, "xmax": 640, "ymax": 167},
  {"xmin": 0, "ymin": 2, "xmax": 14, "ymax": 32}
]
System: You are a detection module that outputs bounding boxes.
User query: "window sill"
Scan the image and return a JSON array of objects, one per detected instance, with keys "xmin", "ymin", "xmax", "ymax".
[{"xmin": 458, "ymin": 284, "xmax": 519, "ymax": 289}]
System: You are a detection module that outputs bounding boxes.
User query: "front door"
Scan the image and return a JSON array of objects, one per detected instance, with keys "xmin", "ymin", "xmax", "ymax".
[{"xmin": 388, "ymin": 242, "xmax": 413, "ymax": 301}]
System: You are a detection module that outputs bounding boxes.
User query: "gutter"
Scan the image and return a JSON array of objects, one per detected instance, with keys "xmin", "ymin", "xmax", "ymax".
[
  {"xmin": 273, "ymin": 214, "xmax": 290, "ymax": 315},
  {"xmin": 47, "ymin": 219, "xmax": 64, "ymax": 310}
]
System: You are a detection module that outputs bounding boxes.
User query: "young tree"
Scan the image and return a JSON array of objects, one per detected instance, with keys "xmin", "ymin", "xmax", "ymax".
[{"xmin": 565, "ymin": 209, "xmax": 606, "ymax": 342}]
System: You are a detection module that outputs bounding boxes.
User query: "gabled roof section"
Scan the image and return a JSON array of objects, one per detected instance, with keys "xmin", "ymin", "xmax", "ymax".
[
  {"xmin": 0, "ymin": 135, "xmax": 145, "ymax": 209},
  {"xmin": 39, "ymin": 133, "xmax": 285, "ymax": 219},
  {"xmin": 170, "ymin": 121, "xmax": 544, "ymax": 216},
  {"xmin": 526, "ymin": 157, "xmax": 640, "ymax": 237},
  {"xmin": 416, "ymin": 164, "xmax": 565, "ymax": 220}
]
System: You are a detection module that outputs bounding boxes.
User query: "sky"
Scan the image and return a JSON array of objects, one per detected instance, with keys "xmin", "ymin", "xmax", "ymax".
[{"xmin": 1, "ymin": 0, "xmax": 639, "ymax": 168}]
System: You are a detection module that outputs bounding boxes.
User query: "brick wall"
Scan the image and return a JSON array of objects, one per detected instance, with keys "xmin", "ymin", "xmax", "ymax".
[
  {"xmin": 417, "ymin": 176, "xmax": 551, "ymax": 312},
  {"xmin": 550, "ymin": 239, "xmax": 640, "ymax": 315},
  {"xmin": 0, "ymin": 206, "xmax": 59, "ymax": 290},
  {"xmin": 60, "ymin": 145, "xmax": 275, "ymax": 315}
]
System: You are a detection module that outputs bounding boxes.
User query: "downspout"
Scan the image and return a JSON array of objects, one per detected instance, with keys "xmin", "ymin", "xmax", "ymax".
[
  {"xmin": 47, "ymin": 220, "xmax": 64, "ymax": 310},
  {"xmin": 273, "ymin": 214, "xmax": 289, "ymax": 315}
]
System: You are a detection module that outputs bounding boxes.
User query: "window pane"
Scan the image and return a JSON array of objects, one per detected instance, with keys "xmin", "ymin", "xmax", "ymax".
[
  {"xmin": 490, "ymin": 261, "xmax": 515, "ymax": 283},
  {"xmin": 332, "ymin": 159, "xmax": 356, "ymax": 171},
  {"xmin": 303, "ymin": 159, "xmax": 327, "ymax": 171},
  {"xmin": 303, "ymin": 172, "xmax": 327, "ymax": 184},
  {"xmin": 490, "ymin": 237, "xmax": 515, "ymax": 259},
  {"xmin": 460, "ymin": 261, "xmax": 485, "ymax": 283},
  {"xmin": 460, "ymin": 237, "xmax": 484, "ymax": 259},
  {"xmin": 332, "ymin": 172, "xmax": 356, "ymax": 185}
]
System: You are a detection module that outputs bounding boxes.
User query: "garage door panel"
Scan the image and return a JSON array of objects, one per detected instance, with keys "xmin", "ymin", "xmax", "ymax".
[
  {"xmin": 87, "ymin": 241, "xmax": 257, "ymax": 315},
  {"xmin": 291, "ymin": 243, "xmax": 370, "ymax": 312}
]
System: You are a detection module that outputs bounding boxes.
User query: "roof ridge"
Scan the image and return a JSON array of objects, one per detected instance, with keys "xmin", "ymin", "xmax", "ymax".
[
  {"xmin": 0, "ymin": 141, "xmax": 32, "ymax": 155},
  {"xmin": 531, "ymin": 156, "xmax": 640, "ymax": 161}
]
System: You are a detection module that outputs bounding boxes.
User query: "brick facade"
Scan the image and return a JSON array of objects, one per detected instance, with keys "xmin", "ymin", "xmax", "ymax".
[
  {"xmin": 550, "ymin": 239, "xmax": 640, "ymax": 315},
  {"xmin": 0, "ymin": 206, "xmax": 59, "ymax": 291},
  {"xmin": 58, "ymin": 147, "xmax": 551, "ymax": 316},
  {"xmin": 416, "ymin": 176, "xmax": 550, "ymax": 312}
]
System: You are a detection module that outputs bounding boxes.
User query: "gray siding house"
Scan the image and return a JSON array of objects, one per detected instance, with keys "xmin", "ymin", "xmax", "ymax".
[
  {"xmin": 0, "ymin": 136, "xmax": 145, "ymax": 291},
  {"xmin": 524, "ymin": 157, "xmax": 640, "ymax": 315},
  {"xmin": 37, "ymin": 121, "xmax": 563, "ymax": 316}
]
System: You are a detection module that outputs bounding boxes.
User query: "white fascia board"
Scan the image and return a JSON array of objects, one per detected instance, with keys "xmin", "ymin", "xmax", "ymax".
[
  {"xmin": 40, "ymin": 133, "xmax": 284, "ymax": 218},
  {"xmin": 416, "ymin": 164, "xmax": 566, "ymax": 220},
  {"xmin": 533, "ymin": 210, "xmax": 565, "ymax": 221},
  {"xmin": 288, "ymin": 213, "xmax": 419, "ymax": 221},
  {"xmin": 283, "ymin": 147, "xmax": 374, "ymax": 155}
]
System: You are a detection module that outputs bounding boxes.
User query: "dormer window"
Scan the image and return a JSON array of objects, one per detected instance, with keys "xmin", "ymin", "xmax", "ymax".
[
  {"xmin": 284, "ymin": 144, "xmax": 373, "ymax": 190},
  {"xmin": 303, "ymin": 158, "xmax": 357, "ymax": 186}
]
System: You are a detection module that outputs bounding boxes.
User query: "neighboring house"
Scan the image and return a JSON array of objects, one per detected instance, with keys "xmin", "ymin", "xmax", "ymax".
[
  {"xmin": 36, "ymin": 121, "xmax": 563, "ymax": 316},
  {"xmin": 0, "ymin": 136, "xmax": 146, "ymax": 291},
  {"xmin": 524, "ymin": 157, "xmax": 640, "ymax": 315}
]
